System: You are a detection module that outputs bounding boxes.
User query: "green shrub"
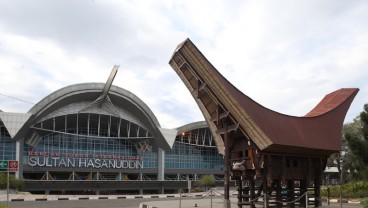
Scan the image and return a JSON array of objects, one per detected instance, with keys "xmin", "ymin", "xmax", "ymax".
[
  {"xmin": 321, "ymin": 181, "xmax": 368, "ymax": 198},
  {"xmin": 362, "ymin": 197, "xmax": 368, "ymax": 208},
  {"xmin": 0, "ymin": 173, "xmax": 24, "ymax": 191}
]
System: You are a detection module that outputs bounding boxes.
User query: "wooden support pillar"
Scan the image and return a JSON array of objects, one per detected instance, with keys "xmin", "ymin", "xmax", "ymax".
[
  {"xmin": 217, "ymin": 115, "xmax": 238, "ymax": 208},
  {"xmin": 263, "ymin": 176, "xmax": 269, "ymax": 208},
  {"xmin": 250, "ymin": 178, "xmax": 255, "ymax": 208},
  {"xmin": 244, "ymin": 180, "xmax": 250, "ymax": 205},
  {"xmin": 300, "ymin": 179, "xmax": 307, "ymax": 208},
  {"xmin": 266, "ymin": 155, "xmax": 272, "ymax": 187},
  {"xmin": 276, "ymin": 179, "xmax": 282, "ymax": 208},
  {"xmin": 313, "ymin": 159, "xmax": 324, "ymax": 207},
  {"xmin": 282, "ymin": 156, "xmax": 286, "ymax": 185},
  {"xmin": 287, "ymin": 179, "xmax": 295, "ymax": 208},
  {"xmin": 237, "ymin": 178, "xmax": 242, "ymax": 208},
  {"xmin": 314, "ymin": 176, "xmax": 321, "ymax": 207},
  {"xmin": 315, "ymin": 158, "xmax": 323, "ymax": 207},
  {"xmin": 223, "ymin": 124, "xmax": 231, "ymax": 208}
]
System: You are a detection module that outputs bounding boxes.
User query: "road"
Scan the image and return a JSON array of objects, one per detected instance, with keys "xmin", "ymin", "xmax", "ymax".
[
  {"xmin": 1, "ymin": 197, "xmax": 363, "ymax": 208},
  {"xmin": 2, "ymin": 198, "xmax": 178, "ymax": 208}
]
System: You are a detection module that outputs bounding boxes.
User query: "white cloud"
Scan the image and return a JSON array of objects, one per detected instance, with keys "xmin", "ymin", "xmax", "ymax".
[
  {"xmin": 199, "ymin": 0, "xmax": 368, "ymax": 120},
  {"xmin": 0, "ymin": 0, "xmax": 367, "ymax": 128}
]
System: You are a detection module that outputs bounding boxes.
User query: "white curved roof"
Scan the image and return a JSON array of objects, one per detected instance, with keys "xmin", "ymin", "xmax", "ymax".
[
  {"xmin": 176, "ymin": 121, "xmax": 224, "ymax": 155},
  {"xmin": 11, "ymin": 82, "xmax": 176, "ymax": 150}
]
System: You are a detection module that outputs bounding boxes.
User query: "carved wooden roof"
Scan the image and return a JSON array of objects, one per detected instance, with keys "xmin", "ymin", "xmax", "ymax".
[{"xmin": 169, "ymin": 38, "xmax": 359, "ymax": 156}]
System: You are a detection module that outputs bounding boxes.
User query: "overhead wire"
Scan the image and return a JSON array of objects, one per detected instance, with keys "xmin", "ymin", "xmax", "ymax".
[{"xmin": 0, "ymin": 92, "xmax": 36, "ymax": 105}]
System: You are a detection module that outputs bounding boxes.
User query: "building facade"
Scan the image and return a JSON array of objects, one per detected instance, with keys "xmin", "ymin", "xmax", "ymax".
[{"xmin": 0, "ymin": 68, "xmax": 224, "ymax": 194}]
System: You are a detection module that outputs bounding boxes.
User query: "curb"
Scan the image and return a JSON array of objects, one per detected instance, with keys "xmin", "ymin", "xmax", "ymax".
[
  {"xmin": 1, "ymin": 194, "xmax": 185, "ymax": 202},
  {"xmin": 4, "ymin": 194, "xmax": 362, "ymax": 205},
  {"xmin": 323, "ymin": 198, "xmax": 362, "ymax": 204},
  {"xmin": 140, "ymin": 204, "xmax": 158, "ymax": 208}
]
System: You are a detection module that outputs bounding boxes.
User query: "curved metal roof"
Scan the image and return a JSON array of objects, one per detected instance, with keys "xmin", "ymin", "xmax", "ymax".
[
  {"xmin": 28, "ymin": 83, "xmax": 161, "ymax": 128},
  {"xmin": 170, "ymin": 38, "xmax": 359, "ymax": 156},
  {"xmin": 15, "ymin": 82, "xmax": 172, "ymax": 150},
  {"xmin": 175, "ymin": 121, "xmax": 208, "ymax": 133},
  {"xmin": 175, "ymin": 121, "xmax": 225, "ymax": 155}
]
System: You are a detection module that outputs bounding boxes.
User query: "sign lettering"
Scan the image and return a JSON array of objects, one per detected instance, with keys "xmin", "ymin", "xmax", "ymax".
[{"xmin": 27, "ymin": 156, "xmax": 143, "ymax": 169}]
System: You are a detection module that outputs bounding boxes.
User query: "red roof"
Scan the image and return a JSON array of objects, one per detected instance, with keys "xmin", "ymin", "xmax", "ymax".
[
  {"xmin": 170, "ymin": 38, "xmax": 359, "ymax": 156},
  {"xmin": 305, "ymin": 89, "xmax": 358, "ymax": 117}
]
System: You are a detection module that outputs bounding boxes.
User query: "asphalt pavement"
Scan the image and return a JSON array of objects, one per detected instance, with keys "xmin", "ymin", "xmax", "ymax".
[
  {"xmin": 0, "ymin": 192, "xmax": 363, "ymax": 208},
  {"xmin": 140, "ymin": 197, "xmax": 363, "ymax": 208}
]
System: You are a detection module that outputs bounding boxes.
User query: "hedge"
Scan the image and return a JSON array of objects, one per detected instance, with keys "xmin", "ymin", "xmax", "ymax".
[{"xmin": 321, "ymin": 181, "xmax": 368, "ymax": 198}]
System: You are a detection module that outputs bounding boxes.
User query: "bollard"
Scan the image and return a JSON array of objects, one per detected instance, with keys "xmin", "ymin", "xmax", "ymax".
[
  {"xmin": 195, "ymin": 203, "xmax": 198, "ymax": 207},
  {"xmin": 179, "ymin": 189, "xmax": 182, "ymax": 208}
]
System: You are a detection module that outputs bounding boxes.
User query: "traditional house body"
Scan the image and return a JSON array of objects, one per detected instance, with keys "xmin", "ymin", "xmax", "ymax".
[{"xmin": 169, "ymin": 38, "xmax": 358, "ymax": 208}]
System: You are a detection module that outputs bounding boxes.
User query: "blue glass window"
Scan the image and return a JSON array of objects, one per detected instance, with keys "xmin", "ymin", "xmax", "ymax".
[{"xmin": 0, "ymin": 125, "xmax": 16, "ymax": 161}]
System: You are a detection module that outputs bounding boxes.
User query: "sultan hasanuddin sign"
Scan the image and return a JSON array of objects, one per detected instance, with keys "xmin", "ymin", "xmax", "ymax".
[{"xmin": 26, "ymin": 152, "xmax": 143, "ymax": 169}]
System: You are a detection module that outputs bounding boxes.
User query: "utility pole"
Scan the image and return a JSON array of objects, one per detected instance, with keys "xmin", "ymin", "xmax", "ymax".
[
  {"xmin": 7, "ymin": 168, "xmax": 9, "ymax": 208},
  {"xmin": 340, "ymin": 166, "xmax": 343, "ymax": 208}
]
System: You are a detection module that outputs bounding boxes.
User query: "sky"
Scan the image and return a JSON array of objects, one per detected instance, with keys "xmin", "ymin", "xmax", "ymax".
[{"xmin": 0, "ymin": 0, "xmax": 367, "ymax": 129}]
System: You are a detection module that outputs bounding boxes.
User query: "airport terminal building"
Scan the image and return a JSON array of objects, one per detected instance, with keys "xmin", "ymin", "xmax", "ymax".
[{"xmin": 0, "ymin": 68, "xmax": 224, "ymax": 194}]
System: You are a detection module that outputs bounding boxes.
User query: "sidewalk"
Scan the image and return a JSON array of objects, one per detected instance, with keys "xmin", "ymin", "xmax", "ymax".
[{"xmin": 140, "ymin": 197, "xmax": 233, "ymax": 208}]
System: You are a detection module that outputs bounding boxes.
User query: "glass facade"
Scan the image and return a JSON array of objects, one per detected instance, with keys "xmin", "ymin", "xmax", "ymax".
[
  {"xmin": 165, "ymin": 128, "xmax": 224, "ymax": 170},
  {"xmin": 0, "ymin": 124, "xmax": 16, "ymax": 161},
  {"xmin": 24, "ymin": 132, "xmax": 139, "ymax": 159},
  {"xmin": 165, "ymin": 142, "xmax": 223, "ymax": 170},
  {"xmin": 22, "ymin": 126, "xmax": 223, "ymax": 172},
  {"xmin": 141, "ymin": 151, "xmax": 157, "ymax": 168}
]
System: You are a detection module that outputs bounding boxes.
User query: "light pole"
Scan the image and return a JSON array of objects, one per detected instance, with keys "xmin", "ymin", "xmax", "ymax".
[{"xmin": 340, "ymin": 165, "xmax": 343, "ymax": 208}]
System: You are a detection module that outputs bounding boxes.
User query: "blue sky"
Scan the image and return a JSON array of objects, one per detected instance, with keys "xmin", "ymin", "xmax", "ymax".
[{"xmin": 0, "ymin": 0, "xmax": 367, "ymax": 128}]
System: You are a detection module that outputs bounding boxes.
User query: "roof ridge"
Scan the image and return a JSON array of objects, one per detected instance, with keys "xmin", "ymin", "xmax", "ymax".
[{"xmin": 305, "ymin": 88, "xmax": 359, "ymax": 117}]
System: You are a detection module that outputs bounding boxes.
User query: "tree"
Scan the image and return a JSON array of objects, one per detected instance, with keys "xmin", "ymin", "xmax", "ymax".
[
  {"xmin": 196, "ymin": 175, "xmax": 215, "ymax": 191},
  {"xmin": 345, "ymin": 103, "xmax": 368, "ymax": 181},
  {"xmin": 327, "ymin": 122, "xmax": 356, "ymax": 183}
]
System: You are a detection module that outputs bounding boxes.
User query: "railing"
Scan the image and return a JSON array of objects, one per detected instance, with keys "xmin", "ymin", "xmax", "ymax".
[{"xmin": 177, "ymin": 188, "xmax": 314, "ymax": 208}]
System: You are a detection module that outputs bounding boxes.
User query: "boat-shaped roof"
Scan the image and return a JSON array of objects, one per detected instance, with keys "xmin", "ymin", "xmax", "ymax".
[{"xmin": 169, "ymin": 38, "xmax": 358, "ymax": 156}]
